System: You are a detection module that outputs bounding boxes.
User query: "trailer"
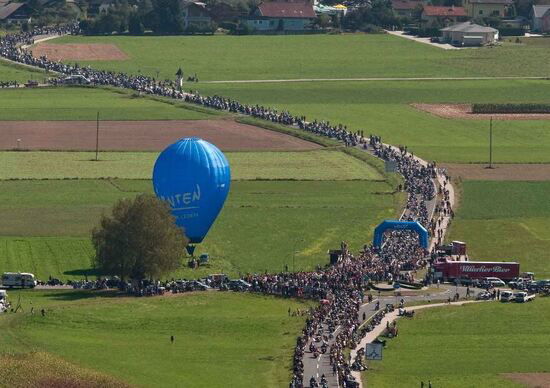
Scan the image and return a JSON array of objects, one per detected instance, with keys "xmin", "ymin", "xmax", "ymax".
[
  {"xmin": 433, "ymin": 260, "xmax": 519, "ymax": 282},
  {"xmin": 1, "ymin": 272, "xmax": 37, "ymax": 288}
]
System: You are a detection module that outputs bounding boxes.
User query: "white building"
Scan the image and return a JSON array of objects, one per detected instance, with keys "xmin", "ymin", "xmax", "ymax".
[{"xmin": 440, "ymin": 22, "xmax": 499, "ymax": 46}]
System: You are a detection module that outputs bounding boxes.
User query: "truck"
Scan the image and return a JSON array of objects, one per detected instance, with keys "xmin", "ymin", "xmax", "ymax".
[
  {"xmin": 433, "ymin": 259, "xmax": 519, "ymax": 282},
  {"xmin": 1, "ymin": 272, "xmax": 37, "ymax": 288}
]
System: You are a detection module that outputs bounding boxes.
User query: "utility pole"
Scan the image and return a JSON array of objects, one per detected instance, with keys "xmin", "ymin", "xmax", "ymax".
[
  {"xmin": 488, "ymin": 116, "xmax": 493, "ymax": 169},
  {"xmin": 95, "ymin": 111, "xmax": 100, "ymax": 161}
]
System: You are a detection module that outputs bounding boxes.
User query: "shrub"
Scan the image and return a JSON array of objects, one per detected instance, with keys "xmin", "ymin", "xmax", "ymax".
[{"xmin": 472, "ymin": 103, "xmax": 550, "ymax": 114}]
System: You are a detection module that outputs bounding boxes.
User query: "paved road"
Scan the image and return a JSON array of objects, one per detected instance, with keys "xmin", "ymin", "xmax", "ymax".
[
  {"xmin": 385, "ymin": 30, "xmax": 458, "ymax": 50},
  {"xmin": 300, "ymin": 136, "xmax": 459, "ymax": 387}
]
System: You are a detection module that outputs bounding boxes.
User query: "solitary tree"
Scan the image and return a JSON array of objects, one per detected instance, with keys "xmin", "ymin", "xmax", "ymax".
[{"xmin": 92, "ymin": 194, "xmax": 188, "ymax": 281}]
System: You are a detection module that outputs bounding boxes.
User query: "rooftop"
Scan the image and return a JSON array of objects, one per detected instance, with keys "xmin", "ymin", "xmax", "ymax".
[
  {"xmin": 467, "ymin": 0, "xmax": 513, "ymax": 4},
  {"xmin": 0, "ymin": 2, "xmax": 25, "ymax": 20},
  {"xmin": 423, "ymin": 5, "xmax": 467, "ymax": 17},
  {"xmin": 441, "ymin": 21, "xmax": 498, "ymax": 33},
  {"xmin": 258, "ymin": 1, "xmax": 316, "ymax": 18},
  {"xmin": 391, "ymin": 0, "xmax": 423, "ymax": 10},
  {"xmin": 532, "ymin": 4, "xmax": 550, "ymax": 18}
]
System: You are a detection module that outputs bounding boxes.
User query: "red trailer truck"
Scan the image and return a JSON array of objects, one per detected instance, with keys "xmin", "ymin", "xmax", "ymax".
[{"xmin": 433, "ymin": 260, "xmax": 519, "ymax": 282}]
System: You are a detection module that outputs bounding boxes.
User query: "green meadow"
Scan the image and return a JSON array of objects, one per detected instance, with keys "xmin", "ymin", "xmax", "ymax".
[
  {"xmin": 0, "ymin": 59, "xmax": 46, "ymax": 84},
  {"xmin": 365, "ymin": 299, "xmax": 550, "ymax": 387},
  {"xmin": 194, "ymin": 79, "xmax": 550, "ymax": 163},
  {"xmin": 0, "ymin": 177, "xmax": 402, "ymax": 280},
  {"xmin": 50, "ymin": 34, "xmax": 550, "ymax": 80},
  {"xmin": 0, "ymin": 149, "xmax": 383, "ymax": 180},
  {"xmin": 0, "ymin": 87, "xmax": 213, "ymax": 120},
  {"xmin": 0, "ymin": 290, "xmax": 313, "ymax": 388},
  {"xmin": 448, "ymin": 181, "xmax": 550, "ymax": 278}
]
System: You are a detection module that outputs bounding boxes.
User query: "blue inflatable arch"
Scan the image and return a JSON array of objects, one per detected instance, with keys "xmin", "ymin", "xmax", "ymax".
[{"xmin": 373, "ymin": 220, "xmax": 429, "ymax": 249}]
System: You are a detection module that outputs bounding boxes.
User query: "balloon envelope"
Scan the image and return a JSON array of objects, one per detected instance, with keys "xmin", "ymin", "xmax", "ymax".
[{"xmin": 152, "ymin": 137, "xmax": 231, "ymax": 244}]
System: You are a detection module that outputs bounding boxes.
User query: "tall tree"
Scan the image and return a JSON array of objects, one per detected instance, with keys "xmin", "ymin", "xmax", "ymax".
[{"xmin": 92, "ymin": 194, "xmax": 188, "ymax": 281}]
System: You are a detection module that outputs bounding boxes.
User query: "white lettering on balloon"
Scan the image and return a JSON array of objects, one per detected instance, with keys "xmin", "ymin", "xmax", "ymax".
[{"xmin": 161, "ymin": 184, "xmax": 201, "ymax": 209}]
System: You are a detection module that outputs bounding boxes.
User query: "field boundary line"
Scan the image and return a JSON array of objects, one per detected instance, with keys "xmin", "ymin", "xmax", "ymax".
[{"xmin": 203, "ymin": 76, "xmax": 548, "ymax": 84}]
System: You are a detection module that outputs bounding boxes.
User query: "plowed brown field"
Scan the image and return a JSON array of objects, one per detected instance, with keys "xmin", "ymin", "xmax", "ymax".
[{"xmin": 0, "ymin": 119, "xmax": 321, "ymax": 151}]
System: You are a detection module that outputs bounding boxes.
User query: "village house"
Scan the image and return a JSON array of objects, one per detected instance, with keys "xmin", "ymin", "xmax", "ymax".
[
  {"xmin": 531, "ymin": 5, "xmax": 550, "ymax": 33},
  {"xmin": 391, "ymin": 0, "xmax": 423, "ymax": 19},
  {"xmin": 440, "ymin": 21, "xmax": 498, "ymax": 45},
  {"xmin": 180, "ymin": 1, "xmax": 211, "ymax": 30},
  {"xmin": 0, "ymin": 2, "xmax": 32, "ymax": 24},
  {"xmin": 421, "ymin": 5, "xmax": 468, "ymax": 26},
  {"xmin": 243, "ymin": 0, "xmax": 316, "ymax": 32},
  {"xmin": 463, "ymin": 0, "xmax": 514, "ymax": 18}
]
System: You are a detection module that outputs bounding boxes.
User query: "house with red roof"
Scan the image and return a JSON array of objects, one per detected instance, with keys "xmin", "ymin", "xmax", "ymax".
[
  {"xmin": 421, "ymin": 5, "xmax": 468, "ymax": 25},
  {"xmin": 242, "ymin": 0, "xmax": 316, "ymax": 32}
]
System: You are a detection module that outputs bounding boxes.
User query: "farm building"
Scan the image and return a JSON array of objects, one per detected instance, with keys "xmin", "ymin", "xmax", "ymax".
[
  {"xmin": 243, "ymin": 0, "xmax": 316, "ymax": 32},
  {"xmin": 531, "ymin": 5, "xmax": 550, "ymax": 33},
  {"xmin": 421, "ymin": 6, "xmax": 468, "ymax": 26},
  {"xmin": 440, "ymin": 22, "xmax": 498, "ymax": 46}
]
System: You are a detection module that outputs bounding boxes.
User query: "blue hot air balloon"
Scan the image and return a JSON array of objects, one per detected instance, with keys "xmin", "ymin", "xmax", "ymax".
[{"xmin": 152, "ymin": 138, "xmax": 230, "ymax": 244}]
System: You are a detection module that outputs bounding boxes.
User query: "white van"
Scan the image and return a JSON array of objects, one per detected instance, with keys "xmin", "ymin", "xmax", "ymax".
[
  {"xmin": 1, "ymin": 272, "xmax": 37, "ymax": 288},
  {"xmin": 500, "ymin": 290, "xmax": 514, "ymax": 302}
]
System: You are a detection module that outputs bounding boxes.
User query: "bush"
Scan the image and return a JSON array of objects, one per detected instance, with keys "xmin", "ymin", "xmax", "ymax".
[
  {"xmin": 417, "ymin": 27, "xmax": 441, "ymax": 37},
  {"xmin": 499, "ymin": 28, "xmax": 525, "ymax": 36},
  {"xmin": 472, "ymin": 103, "xmax": 550, "ymax": 114}
]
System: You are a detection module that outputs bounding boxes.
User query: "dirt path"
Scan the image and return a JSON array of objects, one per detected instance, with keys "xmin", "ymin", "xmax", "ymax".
[
  {"xmin": 0, "ymin": 119, "xmax": 321, "ymax": 152},
  {"xmin": 204, "ymin": 76, "xmax": 547, "ymax": 84},
  {"xmin": 502, "ymin": 373, "xmax": 550, "ymax": 387},
  {"xmin": 351, "ymin": 300, "xmax": 486, "ymax": 388},
  {"xmin": 413, "ymin": 103, "xmax": 550, "ymax": 120},
  {"xmin": 442, "ymin": 163, "xmax": 550, "ymax": 181}
]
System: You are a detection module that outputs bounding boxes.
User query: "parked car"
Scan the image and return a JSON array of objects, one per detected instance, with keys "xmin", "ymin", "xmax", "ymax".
[
  {"xmin": 189, "ymin": 280, "xmax": 210, "ymax": 291},
  {"xmin": 514, "ymin": 291, "xmax": 536, "ymax": 303},
  {"xmin": 229, "ymin": 279, "xmax": 251, "ymax": 291},
  {"xmin": 500, "ymin": 290, "xmax": 515, "ymax": 302},
  {"xmin": 484, "ymin": 277, "xmax": 506, "ymax": 288},
  {"xmin": 476, "ymin": 291, "xmax": 492, "ymax": 300},
  {"xmin": 62, "ymin": 75, "xmax": 90, "ymax": 85},
  {"xmin": 509, "ymin": 277, "xmax": 525, "ymax": 289}
]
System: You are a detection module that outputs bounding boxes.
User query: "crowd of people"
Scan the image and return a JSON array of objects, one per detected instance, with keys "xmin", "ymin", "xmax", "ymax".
[{"xmin": 0, "ymin": 25, "xmax": 454, "ymax": 388}]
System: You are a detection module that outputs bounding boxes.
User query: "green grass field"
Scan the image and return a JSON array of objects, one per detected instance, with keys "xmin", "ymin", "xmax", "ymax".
[
  {"xmin": 0, "ymin": 178, "xmax": 402, "ymax": 280},
  {"xmin": 0, "ymin": 87, "xmax": 213, "ymax": 120},
  {"xmin": 50, "ymin": 34, "xmax": 550, "ymax": 80},
  {"xmin": 0, "ymin": 149, "xmax": 383, "ymax": 180},
  {"xmin": 0, "ymin": 290, "xmax": 313, "ymax": 388},
  {"xmin": 448, "ymin": 181, "xmax": 550, "ymax": 278},
  {"xmin": 365, "ymin": 299, "xmax": 550, "ymax": 387},
  {"xmin": 0, "ymin": 59, "xmax": 46, "ymax": 84},
  {"xmin": 192, "ymin": 79, "xmax": 550, "ymax": 163}
]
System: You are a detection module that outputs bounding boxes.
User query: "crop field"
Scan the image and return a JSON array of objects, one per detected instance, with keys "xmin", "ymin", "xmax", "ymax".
[
  {"xmin": 0, "ymin": 290, "xmax": 313, "ymax": 388},
  {"xmin": 0, "ymin": 87, "xmax": 213, "ymax": 120},
  {"xmin": 448, "ymin": 181, "xmax": 550, "ymax": 278},
  {"xmin": 0, "ymin": 149, "xmax": 382, "ymax": 180},
  {"xmin": 193, "ymin": 79, "xmax": 550, "ymax": 164},
  {"xmin": 47, "ymin": 34, "xmax": 550, "ymax": 80},
  {"xmin": 365, "ymin": 299, "xmax": 550, "ymax": 387},
  {"xmin": 0, "ymin": 176, "xmax": 402, "ymax": 280}
]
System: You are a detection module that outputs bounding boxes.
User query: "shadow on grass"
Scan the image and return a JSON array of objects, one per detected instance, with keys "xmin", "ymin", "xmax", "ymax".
[
  {"xmin": 63, "ymin": 268, "xmax": 101, "ymax": 277},
  {"xmin": 43, "ymin": 289, "xmax": 124, "ymax": 301}
]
